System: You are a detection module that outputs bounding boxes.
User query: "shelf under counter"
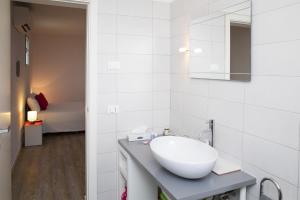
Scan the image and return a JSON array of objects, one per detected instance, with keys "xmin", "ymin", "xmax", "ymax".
[{"xmin": 118, "ymin": 139, "xmax": 256, "ymax": 200}]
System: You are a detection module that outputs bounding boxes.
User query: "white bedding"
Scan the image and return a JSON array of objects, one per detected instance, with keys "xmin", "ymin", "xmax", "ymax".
[{"xmin": 38, "ymin": 101, "xmax": 85, "ymax": 133}]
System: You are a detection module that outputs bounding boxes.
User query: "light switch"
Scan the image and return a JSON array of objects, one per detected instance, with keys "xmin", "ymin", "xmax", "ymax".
[
  {"xmin": 107, "ymin": 61, "xmax": 120, "ymax": 71},
  {"xmin": 107, "ymin": 105, "xmax": 119, "ymax": 114}
]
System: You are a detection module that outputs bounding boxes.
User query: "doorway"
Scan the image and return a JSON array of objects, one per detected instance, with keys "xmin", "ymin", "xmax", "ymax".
[
  {"xmin": 12, "ymin": 2, "xmax": 86, "ymax": 199},
  {"xmin": 10, "ymin": 0, "xmax": 98, "ymax": 199}
]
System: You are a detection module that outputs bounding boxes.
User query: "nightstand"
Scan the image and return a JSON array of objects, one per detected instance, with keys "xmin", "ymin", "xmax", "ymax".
[{"xmin": 24, "ymin": 120, "xmax": 43, "ymax": 146}]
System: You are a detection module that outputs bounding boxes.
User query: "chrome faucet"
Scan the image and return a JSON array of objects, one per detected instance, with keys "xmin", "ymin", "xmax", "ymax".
[
  {"xmin": 199, "ymin": 119, "xmax": 214, "ymax": 147},
  {"xmin": 208, "ymin": 119, "xmax": 214, "ymax": 147}
]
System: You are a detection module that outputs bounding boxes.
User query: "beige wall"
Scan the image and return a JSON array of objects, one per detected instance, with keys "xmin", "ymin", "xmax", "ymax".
[
  {"xmin": 30, "ymin": 34, "xmax": 85, "ymax": 103},
  {"xmin": 0, "ymin": 0, "xmax": 11, "ymax": 199},
  {"xmin": 10, "ymin": 26, "xmax": 29, "ymax": 166},
  {"xmin": 0, "ymin": 1, "xmax": 11, "ymax": 116}
]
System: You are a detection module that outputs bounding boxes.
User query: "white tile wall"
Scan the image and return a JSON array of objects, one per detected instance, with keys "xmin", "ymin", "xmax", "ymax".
[
  {"xmin": 117, "ymin": 16, "xmax": 152, "ymax": 36},
  {"xmin": 214, "ymin": 124, "xmax": 243, "ymax": 160},
  {"xmin": 117, "ymin": 111, "xmax": 153, "ymax": 132},
  {"xmin": 243, "ymin": 134, "xmax": 299, "ymax": 185},
  {"xmin": 118, "ymin": 93, "xmax": 152, "ymax": 112},
  {"xmin": 183, "ymin": 94, "xmax": 209, "ymax": 119},
  {"xmin": 98, "ymin": 114, "xmax": 116, "ymax": 134},
  {"xmin": 153, "ymin": 91, "xmax": 170, "ymax": 109},
  {"xmin": 98, "ymin": 14, "xmax": 117, "ymax": 34},
  {"xmin": 118, "ymin": 54, "xmax": 153, "ymax": 73},
  {"xmin": 98, "ymin": 171, "xmax": 117, "ymax": 192},
  {"xmin": 153, "ymin": 1, "xmax": 170, "ymax": 19},
  {"xmin": 252, "ymin": 40, "xmax": 300, "ymax": 76},
  {"xmin": 98, "ymin": 134, "xmax": 117, "ymax": 154},
  {"xmin": 153, "ymin": 55, "xmax": 170, "ymax": 73},
  {"xmin": 98, "ymin": 189, "xmax": 117, "ymax": 200},
  {"xmin": 98, "ymin": 152, "xmax": 117, "ymax": 173},
  {"xmin": 98, "ymin": 34, "xmax": 116, "ymax": 53},
  {"xmin": 244, "ymin": 105, "xmax": 300, "ymax": 150},
  {"xmin": 97, "ymin": 1, "xmax": 171, "ymax": 199},
  {"xmin": 117, "ymin": 35, "xmax": 152, "ymax": 54},
  {"xmin": 153, "ymin": 37, "xmax": 171, "ymax": 55},
  {"xmin": 252, "ymin": 4, "xmax": 300, "ymax": 45},
  {"xmin": 153, "ymin": 19, "xmax": 170, "ymax": 37},
  {"xmin": 245, "ymin": 76, "xmax": 300, "ymax": 113},
  {"xmin": 153, "ymin": 74, "xmax": 170, "ymax": 91},
  {"xmin": 98, "ymin": 75, "xmax": 117, "ymax": 93},
  {"xmin": 184, "ymin": 78, "xmax": 210, "ymax": 96},
  {"xmin": 252, "ymin": 0, "xmax": 300, "ymax": 15},
  {"xmin": 97, "ymin": 0, "xmax": 300, "ymax": 199},
  {"xmin": 182, "ymin": 115, "xmax": 207, "ymax": 138},
  {"xmin": 98, "ymin": 93, "xmax": 117, "ymax": 114},
  {"xmin": 117, "ymin": 74, "xmax": 153, "ymax": 93},
  {"xmin": 208, "ymin": 98, "xmax": 244, "ymax": 131},
  {"xmin": 153, "ymin": 110, "xmax": 170, "ymax": 128},
  {"xmin": 170, "ymin": 0, "xmax": 300, "ymax": 199},
  {"xmin": 117, "ymin": 0, "xmax": 153, "ymax": 18},
  {"xmin": 98, "ymin": 54, "xmax": 118, "ymax": 74},
  {"xmin": 208, "ymin": 81, "xmax": 245, "ymax": 103},
  {"xmin": 98, "ymin": 0, "xmax": 117, "ymax": 14}
]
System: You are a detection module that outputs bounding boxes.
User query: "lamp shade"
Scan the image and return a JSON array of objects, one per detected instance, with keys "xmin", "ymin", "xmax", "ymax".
[{"xmin": 28, "ymin": 111, "xmax": 37, "ymax": 122}]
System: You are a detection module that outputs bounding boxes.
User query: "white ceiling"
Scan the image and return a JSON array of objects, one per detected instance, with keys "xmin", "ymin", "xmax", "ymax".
[{"xmin": 30, "ymin": 4, "xmax": 86, "ymax": 35}]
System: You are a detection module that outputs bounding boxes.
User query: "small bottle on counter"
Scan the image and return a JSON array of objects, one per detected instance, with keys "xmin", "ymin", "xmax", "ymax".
[{"xmin": 163, "ymin": 128, "xmax": 170, "ymax": 136}]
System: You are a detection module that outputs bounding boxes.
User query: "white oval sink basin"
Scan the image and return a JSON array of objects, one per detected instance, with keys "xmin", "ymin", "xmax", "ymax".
[{"xmin": 150, "ymin": 136, "xmax": 218, "ymax": 179}]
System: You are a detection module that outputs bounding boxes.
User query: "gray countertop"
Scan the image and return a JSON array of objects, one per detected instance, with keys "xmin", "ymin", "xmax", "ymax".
[{"xmin": 119, "ymin": 139, "xmax": 256, "ymax": 200}]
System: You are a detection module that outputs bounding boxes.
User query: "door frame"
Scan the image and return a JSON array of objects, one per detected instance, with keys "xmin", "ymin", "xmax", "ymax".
[{"xmin": 12, "ymin": 0, "xmax": 99, "ymax": 199}]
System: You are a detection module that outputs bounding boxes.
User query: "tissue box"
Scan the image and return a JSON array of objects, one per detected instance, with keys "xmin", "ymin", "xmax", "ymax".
[
  {"xmin": 128, "ymin": 126, "xmax": 151, "ymax": 142},
  {"xmin": 128, "ymin": 133, "xmax": 151, "ymax": 142}
]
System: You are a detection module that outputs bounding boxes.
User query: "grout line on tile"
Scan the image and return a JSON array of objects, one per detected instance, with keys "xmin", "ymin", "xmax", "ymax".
[
  {"xmin": 244, "ymin": 160, "xmax": 299, "ymax": 187},
  {"xmin": 252, "ymin": 1, "xmax": 300, "ymax": 17}
]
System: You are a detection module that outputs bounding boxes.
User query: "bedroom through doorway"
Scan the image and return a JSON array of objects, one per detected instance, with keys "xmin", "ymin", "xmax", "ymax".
[{"xmin": 11, "ymin": 2, "xmax": 87, "ymax": 199}]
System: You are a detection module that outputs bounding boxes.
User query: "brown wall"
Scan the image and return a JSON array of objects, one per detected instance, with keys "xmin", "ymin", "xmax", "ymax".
[
  {"xmin": 30, "ymin": 34, "xmax": 85, "ymax": 103},
  {"xmin": 230, "ymin": 25, "xmax": 251, "ymax": 80}
]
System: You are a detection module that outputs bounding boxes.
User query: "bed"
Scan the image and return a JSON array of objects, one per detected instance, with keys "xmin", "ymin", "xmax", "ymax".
[{"xmin": 37, "ymin": 101, "xmax": 85, "ymax": 133}]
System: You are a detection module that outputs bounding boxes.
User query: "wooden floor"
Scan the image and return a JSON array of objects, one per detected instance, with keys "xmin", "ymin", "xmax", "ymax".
[{"xmin": 12, "ymin": 132, "xmax": 85, "ymax": 200}]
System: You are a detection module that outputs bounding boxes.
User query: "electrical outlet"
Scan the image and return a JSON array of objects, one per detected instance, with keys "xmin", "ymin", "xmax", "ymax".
[{"xmin": 107, "ymin": 105, "xmax": 119, "ymax": 114}]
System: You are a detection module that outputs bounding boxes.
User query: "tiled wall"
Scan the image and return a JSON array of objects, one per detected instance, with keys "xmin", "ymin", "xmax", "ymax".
[
  {"xmin": 170, "ymin": 0, "xmax": 300, "ymax": 199},
  {"xmin": 97, "ymin": 0, "xmax": 170, "ymax": 199}
]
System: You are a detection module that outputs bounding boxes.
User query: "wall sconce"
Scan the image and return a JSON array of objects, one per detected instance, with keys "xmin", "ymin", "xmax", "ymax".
[
  {"xmin": 193, "ymin": 48, "xmax": 203, "ymax": 54},
  {"xmin": 27, "ymin": 111, "xmax": 37, "ymax": 122},
  {"xmin": 178, "ymin": 47, "xmax": 189, "ymax": 53}
]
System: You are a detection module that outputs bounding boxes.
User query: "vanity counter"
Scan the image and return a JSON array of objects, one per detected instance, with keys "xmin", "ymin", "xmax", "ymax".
[{"xmin": 119, "ymin": 139, "xmax": 256, "ymax": 200}]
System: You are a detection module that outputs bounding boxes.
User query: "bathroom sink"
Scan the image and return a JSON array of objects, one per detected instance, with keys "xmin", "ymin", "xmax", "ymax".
[{"xmin": 150, "ymin": 136, "xmax": 218, "ymax": 179}]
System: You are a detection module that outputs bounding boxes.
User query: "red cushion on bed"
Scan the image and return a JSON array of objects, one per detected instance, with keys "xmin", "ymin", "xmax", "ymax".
[{"xmin": 35, "ymin": 93, "xmax": 48, "ymax": 110}]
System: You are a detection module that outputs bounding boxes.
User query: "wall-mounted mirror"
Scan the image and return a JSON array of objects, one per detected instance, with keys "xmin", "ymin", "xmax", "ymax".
[{"xmin": 189, "ymin": 1, "xmax": 251, "ymax": 81}]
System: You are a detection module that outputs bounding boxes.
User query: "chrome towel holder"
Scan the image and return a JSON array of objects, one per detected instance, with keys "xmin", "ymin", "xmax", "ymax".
[{"xmin": 259, "ymin": 177, "xmax": 282, "ymax": 200}]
